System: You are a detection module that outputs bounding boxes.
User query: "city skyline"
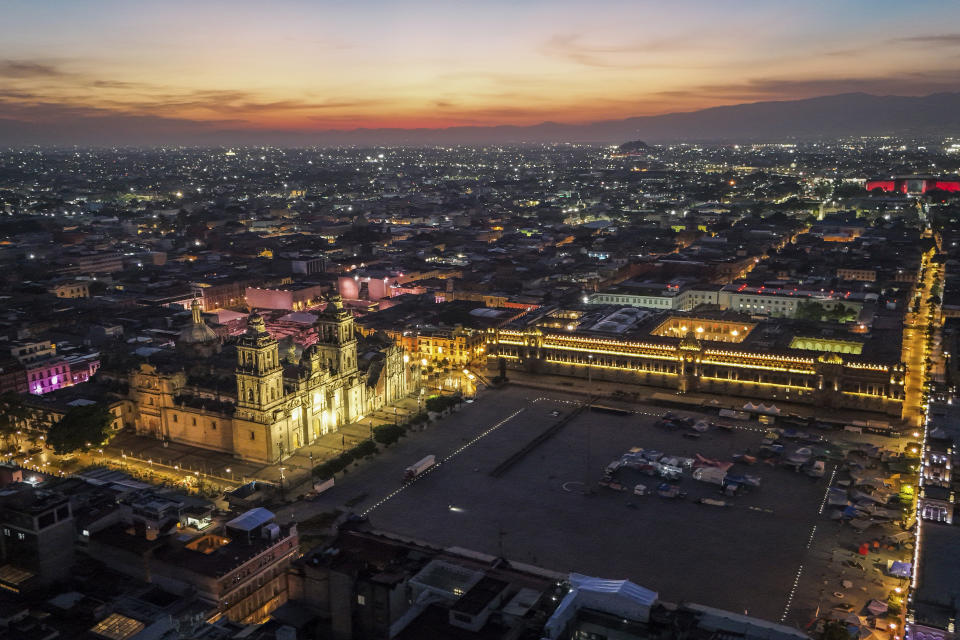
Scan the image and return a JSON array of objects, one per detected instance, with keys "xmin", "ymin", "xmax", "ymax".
[
  {"xmin": 1, "ymin": 4, "xmax": 959, "ymax": 638},
  {"xmin": 4, "ymin": 0, "xmax": 960, "ymax": 142}
]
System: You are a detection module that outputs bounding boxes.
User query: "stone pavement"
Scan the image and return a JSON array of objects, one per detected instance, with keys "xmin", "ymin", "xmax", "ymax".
[
  {"xmin": 501, "ymin": 369, "xmax": 909, "ymax": 429},
  {"xmin": 89, "ymin": 393, "xmax": 435, "ymax": 495}
]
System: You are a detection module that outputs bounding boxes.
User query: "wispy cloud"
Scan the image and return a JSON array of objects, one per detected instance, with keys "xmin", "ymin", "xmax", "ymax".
[
  {"xmin": 0, "ymin": 60, "xmax": 66, "ymax": 78},
  {"xmin": 540, "ymin": 33, "xmax": 710, "ymax": 69},
  {"xmin": 893, "ymin": 33, "xmax": 960, "ymax": 46}
]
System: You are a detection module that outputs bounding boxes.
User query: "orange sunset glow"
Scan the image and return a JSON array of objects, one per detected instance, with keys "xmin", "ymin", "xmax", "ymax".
[{"xmin": 3, "ymin": 0, "xmax": 960, "ymax": 142}]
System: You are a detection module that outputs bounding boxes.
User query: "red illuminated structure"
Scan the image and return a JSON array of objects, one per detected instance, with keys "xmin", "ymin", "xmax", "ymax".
[{"xmin": 865, "ymin": 176, "xmax": 960, "ymax": 194}]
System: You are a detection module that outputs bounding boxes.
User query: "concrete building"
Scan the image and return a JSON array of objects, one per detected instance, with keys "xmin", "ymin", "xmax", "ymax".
[
  {"xmin": 588, "ymin": 282, "xmax": 867, "ymax": 319},
  {"xmin": 10, "ymin": 340, "xmax": 55, "ymax": 364},
  {"xmin": 293, "ymin": 527, "xmax": 811, "ymax": 640},
  {"xmin": 88, "ymin": 507, "xmax": 298, "ymax": 624},
  {"xmin": 414, "ymin": 326, "xmax": 486, "ymax": 368},
  {"xmin": 719, "ymin": 284, "xmax": 866, "ymax": 319},
  {"xmin": 47, "ymin": 281, "xmax": 90, "ymax": 298},
  {"xmin": 245, "ymin": 283, "xmax": 329, "ymax": 312},
  {"xmin": 59, "ymin": 252, "xmax": 125, "ymax": 276},
  {"xmin": 0, "ymin": 486, "xmax": 74, "ymax": 592},
  {"xmin": 0, "ymin": 358, "xmax": 27, "ymax": 395},
  {"xmin": 837, "ymin": 267, "xmax": 878, "ymax": 282}
]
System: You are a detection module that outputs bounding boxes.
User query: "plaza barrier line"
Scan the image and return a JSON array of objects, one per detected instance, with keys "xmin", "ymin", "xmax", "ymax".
[
  {"xmin": 489, "ymin": 397, "xmax": 595, "ymax": 478},
  {"xmin": 111, "ymin": 452, "xmax": 240, "ymax": 486},
  {"xmin": 468, "ymin": 367, "xmax": 493, "ymax": 387}
]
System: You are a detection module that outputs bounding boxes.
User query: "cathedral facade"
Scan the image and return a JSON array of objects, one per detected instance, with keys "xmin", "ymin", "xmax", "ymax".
[{"xmin": 127, "ymin": 296, "xmax": 415, "ymax": 463}]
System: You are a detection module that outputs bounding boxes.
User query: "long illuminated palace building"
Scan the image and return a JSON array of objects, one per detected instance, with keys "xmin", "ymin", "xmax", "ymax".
[{"xmin": 485, "ymin": 310, "xmax": 906, "ymax": 416}]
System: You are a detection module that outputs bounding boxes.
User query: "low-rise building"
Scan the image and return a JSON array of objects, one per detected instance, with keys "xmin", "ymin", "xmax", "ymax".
[
  {"xmin": 0, "ymin": 486, "xmax": 74, "ymax": 591},
  {"xmin": 47, "ymin": 281, "xmax": 90, "ymax": 299},
  {"xmin": 88, "ymin": 507, "xmax": 299, "ymax": 624},
  {"xmin": 415, "ymin": 325, "xmax": 486, "ymax": 368}
]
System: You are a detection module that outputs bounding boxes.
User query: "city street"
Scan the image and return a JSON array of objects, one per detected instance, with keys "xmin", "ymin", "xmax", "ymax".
[{"xmin": 902, "ymin": 251, "xmax": 942, "ymax": 427}]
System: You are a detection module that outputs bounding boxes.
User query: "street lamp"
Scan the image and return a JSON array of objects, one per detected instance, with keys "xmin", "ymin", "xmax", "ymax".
[{"xmin": 588, "ymin": 354, "xmax": 594, "ymax": 387}]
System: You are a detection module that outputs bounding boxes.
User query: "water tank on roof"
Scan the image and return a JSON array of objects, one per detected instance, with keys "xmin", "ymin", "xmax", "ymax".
[
  {"xmin": 263, "ymin": 523, "xmax": 280, "ymax": 541},
  {"xmin": 275, "ymin": 626, "xmax": 297, "ymax": 640}
]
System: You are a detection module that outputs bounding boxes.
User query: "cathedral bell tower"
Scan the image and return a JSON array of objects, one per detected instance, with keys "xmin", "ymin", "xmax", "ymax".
[
  {"xmin": 314, "ymin": 294, "xmax": 357, "ymax": 375},
  {"xmin": 236, "ymin": 313, "xmax": 284, "ymax": 421}
]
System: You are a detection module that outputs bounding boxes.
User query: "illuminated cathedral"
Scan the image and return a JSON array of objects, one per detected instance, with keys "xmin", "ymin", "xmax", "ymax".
[{"xmin": 125, "ymin": 295, "xmax": 416, "ymax": 463}]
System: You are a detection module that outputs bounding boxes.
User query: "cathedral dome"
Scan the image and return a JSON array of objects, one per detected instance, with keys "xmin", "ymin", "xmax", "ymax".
[
  {"xmin": 177, "ymin": 299, "xmax": 220, "ymax": 355},
  {"xmin": 179, "ymin": 299, "xmax": 218, "ymax": 345}
]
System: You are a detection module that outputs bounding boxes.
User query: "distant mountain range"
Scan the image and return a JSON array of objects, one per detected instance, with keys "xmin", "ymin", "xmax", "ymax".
[
  {"xmin": 4, "ymin": 92, "xmax": 960, "ymax": 146},
  {"xmin": 297, "ymin": 92, "xmax": 960, "ymax": 145}
]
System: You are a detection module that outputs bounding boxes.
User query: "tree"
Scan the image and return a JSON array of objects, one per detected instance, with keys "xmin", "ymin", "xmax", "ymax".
[
  {"xmin": 373, "ymin": 424, "xmax": 404, "ymax": 446},
  {"xmin": 795, "ymin": 301, "xmax": 826, "ymax": 322},
  {"xmin": 825, "ymin": 304, "xmax": 857, "ymax": 323},
  {"xmin": 833, "ymin": 181, "xmax": 863, "ymax": 199},
  {"xmin": 46, "ymin": 404, "xmax": 114, "ymax": 455},
  {"xmin": 818, "ymin": 620, "xmax": 852, "ymax": 640},
  {"xmin": 0, "ymin": 393, "xmax": 29, "ymax": 450}
]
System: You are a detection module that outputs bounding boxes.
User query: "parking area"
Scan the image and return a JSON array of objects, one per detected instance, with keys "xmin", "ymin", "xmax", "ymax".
[{"xmin": 294, "ymin": 386, "xmax": 835, "ymax": 623}]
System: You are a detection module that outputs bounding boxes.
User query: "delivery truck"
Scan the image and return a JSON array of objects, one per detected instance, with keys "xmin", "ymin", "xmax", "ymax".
[
  {"xmin": 404, "ymin": 455, "xmax": 436, "ymax": 482},
  {"xmin": 693, "ymin": 467, "xmax": 727, "ymax": 485}
]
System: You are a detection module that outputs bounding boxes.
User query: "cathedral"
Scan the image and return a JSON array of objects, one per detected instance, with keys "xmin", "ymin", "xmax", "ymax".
[{"xmin": 125, "ymin": 295, "xmax": 415, "ymax": 463}]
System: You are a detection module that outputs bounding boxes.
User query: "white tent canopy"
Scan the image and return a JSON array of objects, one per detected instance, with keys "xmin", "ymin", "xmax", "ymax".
[
  {"xmin": 743, "ymin": 402, "xmax": 781, "ymax": 415},
  {"xmin": 544, "ymin": 573, "xmax": 658, "ymax": 639}
]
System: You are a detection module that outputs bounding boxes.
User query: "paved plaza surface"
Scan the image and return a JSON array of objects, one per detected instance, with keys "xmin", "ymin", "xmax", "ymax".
[{"xmin": 281, "ymin": 385, "xmax": 837, "ymax": 624}]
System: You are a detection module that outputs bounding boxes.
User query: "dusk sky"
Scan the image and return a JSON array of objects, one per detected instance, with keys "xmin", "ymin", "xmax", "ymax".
[{"xmin": 3, "ymin": 0, "xmax": 960, "ymax": 139}]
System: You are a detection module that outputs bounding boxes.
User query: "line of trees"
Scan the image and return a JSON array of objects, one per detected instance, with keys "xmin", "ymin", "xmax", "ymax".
[
  {"xmin": 795, "ymin": 301, "xmax": 858, "ymax": 323},
  {"xmin": 0, "ymin": 393, "xmax": 114, "ymax": 456}
]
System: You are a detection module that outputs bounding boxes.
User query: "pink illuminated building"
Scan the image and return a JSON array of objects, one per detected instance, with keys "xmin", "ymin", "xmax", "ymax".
[{"xmin": 25, "ymin": 355, "xmax": 100, "ymax": 396}]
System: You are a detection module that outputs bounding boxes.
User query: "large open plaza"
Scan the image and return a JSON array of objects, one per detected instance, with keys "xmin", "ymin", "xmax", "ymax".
[{"xmin": 287, "ymin": 385, "xmax": 840, "ymax": 624}]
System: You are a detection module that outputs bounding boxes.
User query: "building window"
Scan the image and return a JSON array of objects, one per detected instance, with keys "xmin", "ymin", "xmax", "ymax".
[
  {"xmin": 173, "ymin": 414, "xmax": 178, "ymax": 423},
  {"xmin": 357, "ymin": 594, "xmax": 366, "ymax": 606},
  {"xmin": 250, "ymin": 431, "xmax": 256, "ymax": 440}
]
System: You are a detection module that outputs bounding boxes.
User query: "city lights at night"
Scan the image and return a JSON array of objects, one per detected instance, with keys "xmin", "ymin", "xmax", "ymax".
[{"xmin": 0, "ymin": 2, "xmax": 959, "ymax": 639}]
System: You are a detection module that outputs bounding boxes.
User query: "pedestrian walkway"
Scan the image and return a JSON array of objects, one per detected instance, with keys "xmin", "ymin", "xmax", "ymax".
[
  {"xmin": 97, "ymin": 395, "xmax": 428, "ymax": 497},
  {"xmin": 502, "ymin": 370, "xmax": 907, "ymax": 427}
]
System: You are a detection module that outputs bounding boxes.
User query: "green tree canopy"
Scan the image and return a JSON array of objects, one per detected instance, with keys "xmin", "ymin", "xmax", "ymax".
[
  {"xmin": 818, "ymin": 620, "xmax": 852, "ymax": 640},
  {"xmin": 795, "ymin": 301, "xmax": 826, "ymax": 322},
  {"xmin": 46, "ymin": 404, "xmax": 114, "ymax": 455}
]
